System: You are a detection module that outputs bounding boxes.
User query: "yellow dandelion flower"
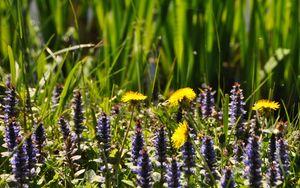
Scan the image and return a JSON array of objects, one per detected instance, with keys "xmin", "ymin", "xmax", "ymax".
[
  {"xmin": 171, "ymin": 120, "xmax": 189, "ymax": 149},
  {"xmin": 252, "ymin": 100, "xmax": 280, "ymax": 111},
  {"xmin": 168, "ymin": 87, "xmax": 196, "ymax": 107},
  {"xmin": 121, "ymin": 91, "xmax": 147, "ymax": 103}
]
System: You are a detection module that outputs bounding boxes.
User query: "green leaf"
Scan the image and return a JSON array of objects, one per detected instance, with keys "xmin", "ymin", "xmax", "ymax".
[
  {"xmin": 7, "ymin": 45, "xmax": 16, "ymax": 84},
  {"xmin": 121, "ymin": 180, "xmax": 135, "ymax": 187}
]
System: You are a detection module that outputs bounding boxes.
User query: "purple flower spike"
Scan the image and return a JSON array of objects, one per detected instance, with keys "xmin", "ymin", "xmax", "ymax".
[
  {"xmin": 269, "ymin": 134, "xmax": 277, "ymax": 163},
  {"xmin": 155, "ymin": 127, "xmax": 167, "ymax": 169},
  {"xmin": 97, "ymin": 112, "xmax": 111, "ymax": 157},
  {"xmin": 58, "ymin": 116, "xmax": 70, "ymax": 140},
  {"xmin": 34, "ymin": 122, "xmax": 46, "ymax": 163},
  {"xmin": 201, "ymin": 136, "xmax": 218, "ymax": 185},
  {"xmin": 244, "ymin": 135, "xmax": 262, "ymax": 188},
  {"xmin": 220, "ymin": 167, "xmax": 235, "ymax": 188},
  {"xmin": 200, "ymin": 87, "xmax": 216, "ymax": 118},
  {"xmin": 137, "ymin": 149, "xmax": 152, "ymax": 188},
  {"xmin": 73, "ymin": 91, "xmax": 84, "ymax": 143},
  {"xmin": 131, "ymin": 119, "xmax": 144, "ymax": 166},
  {"xmin": 5, "ymin": 118, "xmax": 20, "ymax": 151},
  {"xmin": 52, "ymin": 85, "xmax": 63, "ymax": 105},
  {"xmin": 229, "ymin": 83, "xmax": 246, "ymax": 138},
  {"xmin": 3, "ymin": 83, "xmax": 18, "ymax": 123},
  {"xmin": 167, "ymin": 156, "xmax": 181, "ymax": 188},
  {"xmin": 181, "ymin": 140, "xmax": 196, "ymax": 177},
  {"xmin": 267, "ymin": 161, "xmax": 280, "ymax": 187},
  {"xmin": 277, "ymin": 138, "xmax": 289, "ymax": 179},
  {"xmin": 25, "ymin": 135, "xmax": 37, "ymax": 178},
  {"xmin": 11, "ymin": 137, "xmax": 29, "ymax": 187}
]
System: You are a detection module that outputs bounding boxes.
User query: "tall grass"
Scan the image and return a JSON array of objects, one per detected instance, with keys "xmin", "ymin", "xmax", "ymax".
[{"xmin": 0, "ymin": 0, "xmax": 299, "ymax": 107}]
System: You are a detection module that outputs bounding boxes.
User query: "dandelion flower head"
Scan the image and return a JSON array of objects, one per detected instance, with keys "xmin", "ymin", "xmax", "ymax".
[
  {"xmin": 121, "ymin": 91, "xmax": 147, "ymax": 103},
  {"xmin": 168, "ymin": 87, "xmax": 196, "ymax": 107},
  {"xmin": 171, "ymin": 120, "xmax": 189, "ymax": 149},
  {"xmin": 252, "ymin": 100, "xmax": 280, "ymax": 111}
]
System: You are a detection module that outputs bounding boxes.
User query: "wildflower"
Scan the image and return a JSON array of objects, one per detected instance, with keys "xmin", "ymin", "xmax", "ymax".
[
  {"xmin": 269, "ymin": 134, "xmax": 277, "ymax": 163},
  {"xmin": 171, "ymin": 120, "xmax": 189, "ymax": 149},
  {"xmin": 132, "ymin": 119, "xmax": 144, "ymax": 166},
  {"xmin": 34, "ymin": 122, "xmax": 46, "ymax": 163},
  {"xmin": 229, "ymin": 83, "xmax": 246, "ymax": 137},
  {"xmin": 97, "ymin": 112, "xmax": 111, "ymax": 157},
  {"xmin": 267, "ymin": 161, "xmax": 280, "ymax": 187},
  {"xmin": 167, "ymin": 156, "xmax": 181, "ymax": 188},
  {"xmin": 168, "ymin": 87, "xmax": 196, "ymax": 107},
  {"xmin": 220, "ymin": 167, "xmax": 235, "ymax": 188},
  {"xmin": 3, "ymin": 82, "xmax": 18, "ymax": 122},
  {"xmin": 201, "ymin": 136, "xmax": 218, "ymax": 185},
  {"xmin": 52, "ymin": 85, "xmax": 63, "ymax": 105},
  {"xmin": 25, "ymin": 135, "xmax": 37, "ymax": 178},
  {"xmin": 252, "ymin": 100, "xmax": 280, "ymax": 111},
  {"xmin": 63, "ymin": 133, "xmax": 78, "ymax": 179},
  {"xmin": 121, "ymin": 91, "xmax": 147, "ymax": 103},
  {"xmin": 155, "ymin": 127, "xmax": 167, "ymax": 171},
  {"xmin": 58, "ymin": 116, "xmax": 70, "ymax": 140},
  {"xmin": 244, "ymin": 135, "xmax": 262, "ymax": 188},
  {"xmin": 5, "ymin": 118, "xmax": 20, "ymax": 151},
  {"xmin": 249, "ymin": 117, "xmax": 260, "ymax": 136},
  {"xmin": 277, "ymin": 138, "xmax": 289, "ymax": 179},
  {"xmin": 73, "ymin": 91, "xmax": 84, "ymax": 143},
  {"xmin": 181, "ymin": 139, "xmax": 196, "ymax": 178},
  {"xmin": 137, "ymin": 149, "xmax": 152, "ymax": 188},
  {"xmin": 11, "ymin": 137, "xmax": 29, "ymax": 187},
  {"xmin": 200, "ymin": 87, "xmax": 216, "ymax": 118}
]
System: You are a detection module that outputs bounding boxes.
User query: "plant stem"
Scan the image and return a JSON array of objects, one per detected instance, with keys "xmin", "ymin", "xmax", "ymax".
[{"xmin": 115, "ymin": 106, "xmax": 135, "ymax": 186}]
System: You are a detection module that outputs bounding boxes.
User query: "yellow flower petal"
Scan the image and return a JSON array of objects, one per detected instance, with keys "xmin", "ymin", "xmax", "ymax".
[
  {"xmin": 168, "ymin": 87, "xmax": 196, "ymax": 107},
  {"xmin": 252, "ymin": 100, "xmax": 280, "ymax": 111},
  {"xmin": 121, "ymin": 91, "xmax": 147, "ymax": 103},
  {"xmin": 171, "ymin": 120, "xmax": 189, "ymax": 149}
]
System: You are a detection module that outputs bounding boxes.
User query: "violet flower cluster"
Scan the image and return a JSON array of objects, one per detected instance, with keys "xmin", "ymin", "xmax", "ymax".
[
  {"xmin": 73, "ymin": 91, "xmax": 84, "ymax": 143},
  {"xmin": 5, "ymin": 118, "xmax": 20, "ymax": 151},
  {"xmin": 25, "ymin": 135, "xmax": 37, "ymax": 178},
  {"xmin": 11, "ymin": 138, "xmax": 29, "ymax": 187},
  {"xmin": 181, "ymin": 139, "xmax": 196, "ymax": 177},
  {"xmin": 155, "ymin": 127, "xmax": 167, "ymax": 171},
  {"xmin": 97, "ymin": 112, "xmax": 111, "ymax": 157},
  {"xmin": 34, "ymin": 123, "xmax": 46, "ymax": 163},
  {"xmin": 220, "ymin": 167, "xmax": 235, "ymax": 188},
  {"xmin": 244, "ymin": 135, "xmax": 262, "ymax": 188},
  {"xmin": 137, "ymin": 149, "xmax": 152, "ymax": 188},
  {"xmin": 201, "ymin": 136, "xmax": 218, "ymax": 185},
  {"xmin": 59, "ymin": 116, "xmax": 70, "ymax": 140},
  {"xmin": 229, "ymin": 83, "xmax": 246, "ymax": 138},
  {"xmin": 200, "ymin": 87, "xmax": 216, "ymax": 118},
  {"xmin": 277, "ymin": 138, "xmax": 289, "ymax": 179},
  {"xmin": 167, "ymin": 157, "xmax": 181, "ymax": 188},
  {"xmin": 131, "ymin": 119, "xmax": 144, "ymax": 166}
]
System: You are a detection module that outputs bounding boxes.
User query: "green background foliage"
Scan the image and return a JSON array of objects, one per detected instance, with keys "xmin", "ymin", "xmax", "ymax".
[{"xmin": 1, "ymin": 0, "xmax": 299, "ymax": 107}]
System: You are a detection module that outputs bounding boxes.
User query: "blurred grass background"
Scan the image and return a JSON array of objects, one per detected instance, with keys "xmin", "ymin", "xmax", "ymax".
[{"xmin": 0, "ymin": 0, "xmax": 299, "ymax": 111}]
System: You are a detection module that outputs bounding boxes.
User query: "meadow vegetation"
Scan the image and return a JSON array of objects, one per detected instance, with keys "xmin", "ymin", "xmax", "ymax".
[{"xmin": 0, "ymin": 0, "xmax": 299, "ymax": 187}]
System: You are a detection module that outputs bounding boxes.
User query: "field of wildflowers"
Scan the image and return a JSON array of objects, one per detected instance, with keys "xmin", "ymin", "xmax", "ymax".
[
  {"xmin": 0, "ymin": 79, "xmax": 299, "ymax": 187},
  {"xmin": 0, "ymin": 0, "xmax": 300, "ymax": 187}
]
